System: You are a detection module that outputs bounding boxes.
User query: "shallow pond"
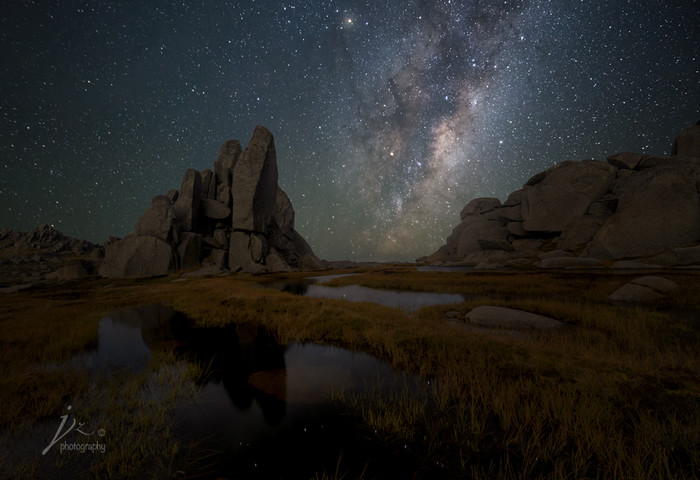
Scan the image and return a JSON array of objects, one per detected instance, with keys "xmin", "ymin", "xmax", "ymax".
[
  {"xmin": 416, "ymin": 265, "xmax": 474, "ymax": 272},
  {"xmin": 69, "ymin": 304, "xmax": 420, "ymax": 478},
  {"xmin": 268, "ymin": 274, "xmax": 465, "ymax": 312}
]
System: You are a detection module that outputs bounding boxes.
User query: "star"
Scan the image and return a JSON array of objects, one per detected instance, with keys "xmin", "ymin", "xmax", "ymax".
[{"xmin": 0, "ymin": 0, "xmax": 697, "ymax": 261}]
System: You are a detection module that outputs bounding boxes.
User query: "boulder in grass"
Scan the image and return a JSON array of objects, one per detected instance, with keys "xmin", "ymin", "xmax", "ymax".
[
  {"xmin": 466, "ymin": 306, "xmax": 564, "ymax": 330},
  {"xmin": 609, "ymin": 276, "xmax": 678, "ymax": 304}
]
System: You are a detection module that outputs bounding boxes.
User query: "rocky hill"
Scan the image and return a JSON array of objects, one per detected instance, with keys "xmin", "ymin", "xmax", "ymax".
[
  {"xmin": 420, "ymin": 122, "xmax": 700, "ymax": 268},
  {"xmin": 99, "ymin": 126, "xmax": 323, "ymax": 278},
  {"xmin": 0, "ymin": 224, "xmax": 101, "ymax": 287}
]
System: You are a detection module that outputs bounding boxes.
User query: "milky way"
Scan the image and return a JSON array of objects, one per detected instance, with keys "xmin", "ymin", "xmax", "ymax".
[{"xmin": 1, "ymin": 0, "xmax": 698, "ymax": 261}]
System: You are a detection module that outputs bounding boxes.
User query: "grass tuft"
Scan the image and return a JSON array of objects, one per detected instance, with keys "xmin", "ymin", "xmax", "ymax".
[{"xmin": 1, "ymin": 267, "xmax": 699, "ymax": 478}]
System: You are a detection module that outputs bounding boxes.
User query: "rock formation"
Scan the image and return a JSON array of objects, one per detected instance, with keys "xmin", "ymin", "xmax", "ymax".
[
  {"xmin": 0, "ymin": 224, "xmax": 101, "ymax": 287},
  {"xmin": 609, "ymin": 276, "xmax": 678, "ymax": 304},
  {"xmin": 99, "ymin": 126, "xmax": 323, "ymax": 278},
  {"xmin": 421, "ymin": 122, "xmax": 700, "ymax": 267},
  {"xmin": 465, "ymin": 306, "xmax": 564, "ymax": 330}
]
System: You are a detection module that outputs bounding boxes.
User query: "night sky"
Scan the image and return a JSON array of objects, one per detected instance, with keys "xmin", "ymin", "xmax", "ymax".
[{"xmin": 2, "ymin": 1, "xmax": 698, "ymax": 261}]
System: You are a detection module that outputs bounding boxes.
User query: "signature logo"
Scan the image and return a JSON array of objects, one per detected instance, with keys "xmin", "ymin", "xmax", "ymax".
[{"xmin": 42, "ymin": 405, "xmax": 106, "ymax": 455}]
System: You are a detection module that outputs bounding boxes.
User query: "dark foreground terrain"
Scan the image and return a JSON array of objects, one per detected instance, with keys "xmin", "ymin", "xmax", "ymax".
[{"xmin": 1, "ymin": 266, "xmax": 699, "ymax": 479}]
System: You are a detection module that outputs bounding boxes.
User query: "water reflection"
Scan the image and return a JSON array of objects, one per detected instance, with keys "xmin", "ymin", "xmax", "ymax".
[
  {"xmin": 268, "ymin": 276, "xmax": 465, "ymax": 312},
  {"xmin": 81, "ymin": 305, "xmax": 413, "ymax": 478},
  {"xmin": 416, "ymin": 265, "xmax": 474, "ymax": 272},
  {"xmin": 170, "ymin": 318, "xmax": 289, "ymax": 426},
  {"xmin": 75, "ymin": 304, "xmax": 179, "ymax": 371}
]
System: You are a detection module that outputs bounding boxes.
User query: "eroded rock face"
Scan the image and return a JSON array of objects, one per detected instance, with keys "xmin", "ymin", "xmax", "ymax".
[
  {"xmin": 177, "ymin": 232, "xmax": 202, "ymax": 270},
  {"xmin": 214, "ymin": 139, "xmax": 242, "ymax": 187},
  {"xmin": 423, "ymin": 123, "xmax": 700, "ymax": 267},
  {"xmin": 99, "ymin": 126, "xmax": 321, "ymax": 278},
  {"xmin": 232, "ymin": 126, "xmax": 278, "ymax": 234},
  {"xmin": 98, "ymin": 235, "xmax": 177, "ymax": 278},
  {"xmin": 173, "ymin": 169, "xmax": 202, "ymax": 232},
  {"xmin": 521, "ymin": 160, "xmax": 617, "ymax": 233},
  {"xmin": 446, "ymin": 210, "xmax": 510, "ymax": 258},
  {"xmin": 201, "ymin": 198, "xmax": 231, "ymax": 221},
  {"xmin": 671, "ymin": 122, "xmax": 700, "ymax": 157},
  {"xmin": 460, "ymin": 198, "xmax": 501, "ymax": 219},
  {"xmin": 134, "ymin": 195, "xmax": 179, "ymax": 244},
  {"xmin": 585, "ymin": 164, "xmax": 700, "ymax": 259}
]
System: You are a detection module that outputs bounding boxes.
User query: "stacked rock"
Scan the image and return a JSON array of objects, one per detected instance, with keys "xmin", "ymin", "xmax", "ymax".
[
  {"xmin": 99, "ymin": 126, "xmax": 322, "ymax": 278},
  {"xmin": 421, "ymin": 123, "xmax": 700, "ymax": 268}
]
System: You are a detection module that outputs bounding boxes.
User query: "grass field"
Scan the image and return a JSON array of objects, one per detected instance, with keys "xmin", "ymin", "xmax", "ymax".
[{"xmin": 1, "ymin": 267, "xmax": 698, "ymax": 479}]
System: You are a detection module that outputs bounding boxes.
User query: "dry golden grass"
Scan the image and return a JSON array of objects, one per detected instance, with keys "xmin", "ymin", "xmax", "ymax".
[{"xmin": 1, "ymin": 267, "xmax": 698, "ymax": 479}]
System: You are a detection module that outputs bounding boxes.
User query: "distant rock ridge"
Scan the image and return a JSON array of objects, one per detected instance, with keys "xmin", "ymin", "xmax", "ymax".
[
  {"xmin": 420, "ymin": 122, "xmax": 700, "ymax": 268},
  {"xmin": 99, "ymin": 126, "xmax": 323, "ymax": 278},
  {"xmin": 0, "ymin": 224, "xmax": 101, "ymax": 287},
  {"xmin": 0, "ymin": 223, "xmax": 98, "ymax": 255}
]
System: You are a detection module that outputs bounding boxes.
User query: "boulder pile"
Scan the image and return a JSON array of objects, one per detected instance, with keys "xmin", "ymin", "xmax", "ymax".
[
  {"xmin": 421, "ymin": 122, "xmax": 700, "ymax": 268},
  {"xmin": 99, "ymin": 126, "xmax": 323, "ymax": 278}
]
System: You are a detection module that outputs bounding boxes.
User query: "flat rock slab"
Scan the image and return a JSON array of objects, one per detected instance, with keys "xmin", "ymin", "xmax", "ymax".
[
  {"xmin": 630, "ymin": 276, "xmax": 678, "ymax": 294},
  {"xmin": 609, "ymin": 283, "xmax": 664, "ymax": 304},
  {"xmin": 466, "ymin": 306, "xmax": 564, "ymax": 330},
  {"xmin": 610, "ymin": 275, "xmax": 678, "ymax": 304}
]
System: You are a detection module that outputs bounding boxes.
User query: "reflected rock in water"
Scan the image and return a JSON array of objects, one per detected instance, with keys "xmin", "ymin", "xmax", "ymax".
[
  {"xmin": 67, "ymin": 304, "xmax": 414, "ymax": 479},
  {"xmin": 267, "ymin": 277, "xmax": 465, "ymax": 312},
  {"xmin": 92, "ymin": 304, "xmax": 289, "ymax": 426},
  {"xmin": 170, "ymin": 313, "xmax": 288, "ymax": 425},
  {"xmin": 266, "ymin": 280, "xmax": 309, "ymax": 295},
  {"xmin": 249, "ymin": 365, "xmax": 353, "ymax": 405}
]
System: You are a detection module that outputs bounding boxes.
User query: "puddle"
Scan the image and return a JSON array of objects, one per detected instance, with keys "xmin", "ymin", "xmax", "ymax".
[
  {"xmin": 43, "ymin": 304, "xmax": 419, "ymax": 478},
  {"xmin": 307, "ymin": 273, "xmax": 362, "ymax": 282},
  {"xmin": 304, "ymin": 284, "xmax": 464, "ymax": 311},
  {"xmin": 416, "ymin": 265, "xmax": 474, "ymax": 272},
  {"xmin": 58, "ymin": 304, "xmax": 180, "ymax": 372},
  {"xmin": 268, "ymin": 275, "xmax": 464, "ymax": 312}
]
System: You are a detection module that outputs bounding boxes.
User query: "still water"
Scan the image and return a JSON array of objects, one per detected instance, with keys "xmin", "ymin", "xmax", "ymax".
[
  {"xmin": 81, "ymin": 304, "xmax": 419, "ymax": 478},
  {"xmin": 268, "ymin": 274, "xmax": 465, "ymax": 312}
]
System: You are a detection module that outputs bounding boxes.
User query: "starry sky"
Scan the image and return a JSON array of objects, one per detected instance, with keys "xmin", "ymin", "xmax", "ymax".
[{"xmin": 2, "ymin": 0, "xmax": 698, "ymax": 261}]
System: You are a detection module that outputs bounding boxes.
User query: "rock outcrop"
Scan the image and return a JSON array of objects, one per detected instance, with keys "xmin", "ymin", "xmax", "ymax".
[
  {"xmin": 609, "ymin": 276, "xmax": 678, "ymax": 304},
  {"xmin": 99, "ymin": 126, "xmax": 322, "ymax": 278},
  {"xmin": 0, "ymin": 223, "xmax": 98, "ymax": 256},
  {"xmin": 466, "ymin": 306, "xmax": 564, "ymax": 330},
  {"xmin": 0, "ymin": 224, "xmax": 101, "ymax": 287},
  {"xmin": 421, "ymin": 123, "xmax": 700, "ymax": 267}
]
